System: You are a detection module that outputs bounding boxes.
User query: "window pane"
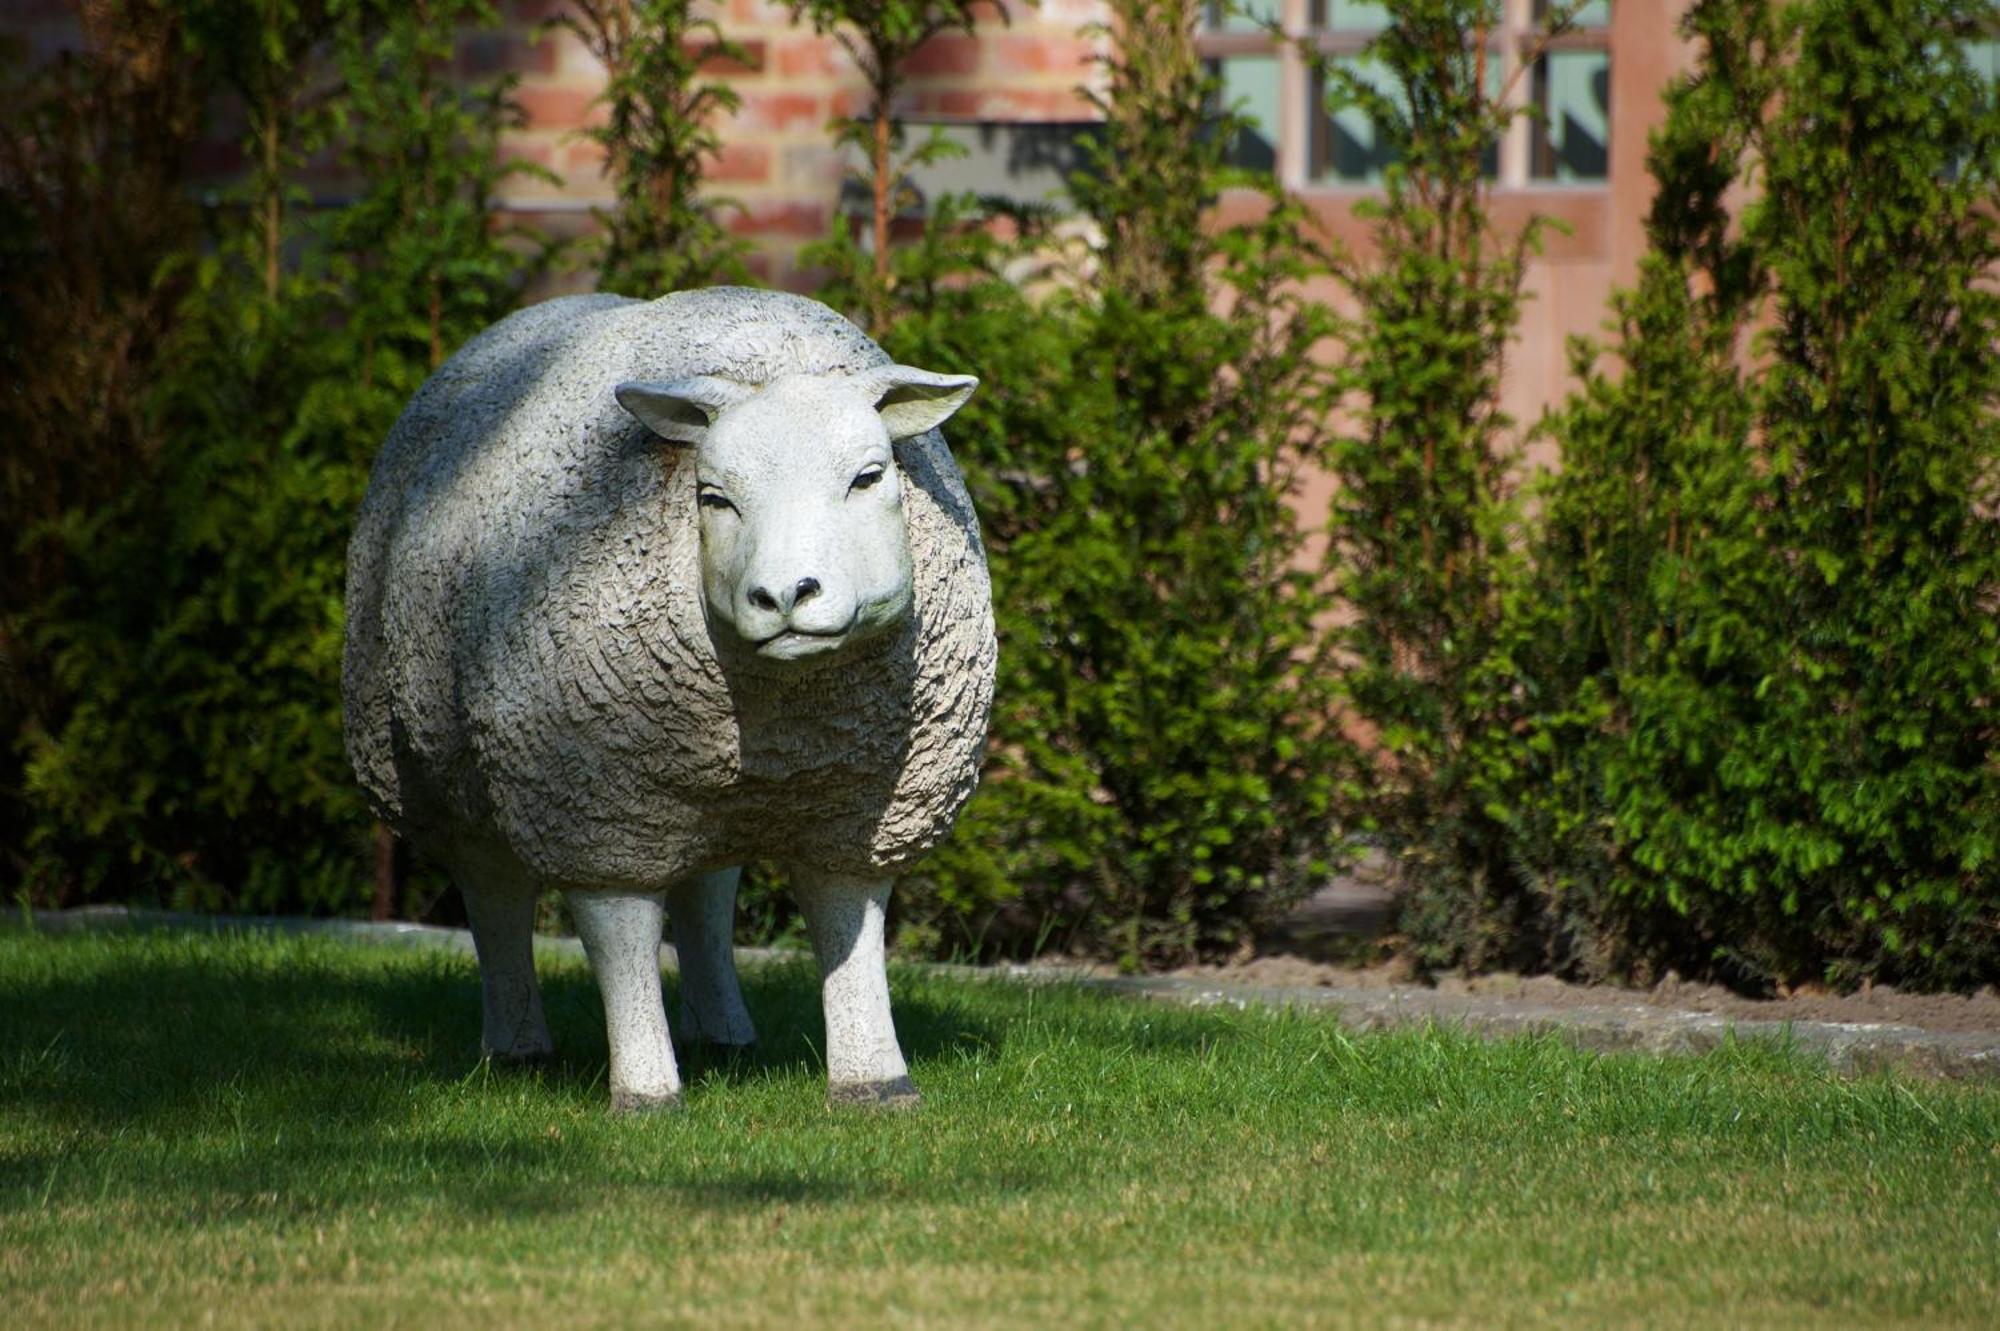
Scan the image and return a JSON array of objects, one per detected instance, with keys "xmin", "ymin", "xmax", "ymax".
[
  {"xmin": 1967, "ymin": 40, "xmax": 1999, "ymax": 82},
  {"xmin": 1211, "ymin": 56, "xmax": 1281, "ymax": 173},
  {"xmin": 1205, "ymin": 0, "xmax": 1281, "ymax": 33},
  {"xmin": 1531, "ymin": 49, "xmax": 1610, "ymax": 181},
  {"xmin": 1312, "ymin": 51, "xmax": 1503, "ymax": 183},
  {"xmin": 1312, "ymin": 57, "xmax": 1400, "ymax": 182},
  {"xmin": 1314, "ymin": 1, "xmax": 1391, "ymax": 28}
]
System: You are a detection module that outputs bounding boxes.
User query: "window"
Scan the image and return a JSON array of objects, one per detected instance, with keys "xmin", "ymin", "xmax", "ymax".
[{"xmin": 1201, "ymin": 0, "xmax": 1613, "ymax": 188}]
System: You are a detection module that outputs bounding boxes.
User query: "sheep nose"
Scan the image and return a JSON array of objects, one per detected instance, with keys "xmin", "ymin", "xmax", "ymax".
[{"xmin": 747, "ymin": 577, "xmax": 822, "ymax": 615}]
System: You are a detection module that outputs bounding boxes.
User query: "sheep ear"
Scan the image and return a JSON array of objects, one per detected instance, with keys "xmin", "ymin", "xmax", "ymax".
[
  {"xmin": 615, "ymin": 377, "xmax": 756, "ymax": 445},
  {"xmin": 863, "ymin": 365, "xmax": 979, "ymax": 442}
]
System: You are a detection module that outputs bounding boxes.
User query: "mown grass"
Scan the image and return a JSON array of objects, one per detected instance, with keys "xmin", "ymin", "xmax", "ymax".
[{"xmin": 0, "ymin": 930, "xmax": 1994, "ymax": 1329}]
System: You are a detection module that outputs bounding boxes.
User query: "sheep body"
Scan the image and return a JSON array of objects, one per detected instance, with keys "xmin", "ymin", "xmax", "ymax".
[{"xmin": 343, "ymin": 287, "xmax": 996, "ymax": 891}]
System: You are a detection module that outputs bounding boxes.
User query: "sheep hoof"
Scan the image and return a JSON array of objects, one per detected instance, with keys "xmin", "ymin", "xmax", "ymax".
[
  {"xmin": 609, "ymin": 1088, "xmax": 683, "ymax": 1114},
  {"xmin": 828, "ymin": 1077, "xmax": 921, "ymax": 1109}
]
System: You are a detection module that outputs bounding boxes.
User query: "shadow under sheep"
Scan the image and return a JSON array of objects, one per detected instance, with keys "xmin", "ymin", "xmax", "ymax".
[
  {"xmin": 0, "ymin": 939, "xmax": 1005, "ymax": 1128},
  {"xmin": 0, "ymin": 938, "xmax": 1071, "ymax": 1214}
]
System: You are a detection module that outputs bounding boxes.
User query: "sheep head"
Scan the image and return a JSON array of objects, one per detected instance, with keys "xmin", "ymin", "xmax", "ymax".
[{"xmin": 616, "ymin": 365, "xmax": 977, "ymax": 667}]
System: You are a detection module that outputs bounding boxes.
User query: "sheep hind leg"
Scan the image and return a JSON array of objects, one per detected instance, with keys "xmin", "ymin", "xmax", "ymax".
[
  {"xmin": 793, "ymin": 870, "xmax": 917, "ymax": 1108},
  {"xmin": 459, "ymin": 871, "xmax": 553, "ymax": 1063},
  {"xmin": 567, "ymin": 889, "xmax": 681, "ymax": 1112},
  {"xmin": 666, "ymin": 867, "xmax": 758, "ymax": 1062}
]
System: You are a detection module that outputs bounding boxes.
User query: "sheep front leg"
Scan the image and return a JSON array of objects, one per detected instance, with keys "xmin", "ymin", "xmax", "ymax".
[
  {"xmin": 459, "ymin": 870, "xmax": 553, "ymax": 1062},
  {"xmin": 793, "ymin": 870, "xmax": 917, "ymax": 1107},
  {"xmin": 566, "ymin": 889, "xmax": 681, "ymax": 1112},
  {"xmin": 666, "ymin": 867, "xmax": 758, "ymax": 1054}
]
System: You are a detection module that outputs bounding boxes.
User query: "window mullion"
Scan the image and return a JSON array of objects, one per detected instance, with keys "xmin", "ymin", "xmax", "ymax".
[
  {"xmin": 1499, "ymin": 0, "xmax": 1532, "ymax": 188},
  {"xmin": 1278, "ymin": 0, "xmax": 1309, "ymax": 188}
]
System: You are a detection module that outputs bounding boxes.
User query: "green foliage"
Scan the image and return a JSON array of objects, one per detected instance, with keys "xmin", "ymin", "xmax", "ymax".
[
  {"xmin": 1532, "ymin": 0, "xmax": 2000, "ymax": 989},
  {"xmin": 551, "ymin": 0, "xmax": 749, "ymax": 296},
  {"xmin": 331, "ymin": 0, "xmax": 555, "ymax": 379},
  {"xmin": 855, "ymin": 0, "xmax": 1355, "ymax": 966},
  {"xmin": 0, "ymin": 1, "xmax": 206, "ymax": 887},
  {"xmin": 787, "ymin": 0, "xmax": 997, "ymax": 333},
  {"xmin": 12, "ymin": 0, "xmax": 540, "ymax": 913},
  {"xmin": 23, "ymin": 255, "xmax": 371, "ymax": 909},
  {"xmin": 1318, "ymin": 0, "xmax": 1560, "ymax": 971}
]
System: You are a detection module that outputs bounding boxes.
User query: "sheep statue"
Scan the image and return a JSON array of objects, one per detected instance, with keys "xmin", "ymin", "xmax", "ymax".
[{"xmin": 342, "ymin": 287, "xmax": 995, "ymax": 1111}]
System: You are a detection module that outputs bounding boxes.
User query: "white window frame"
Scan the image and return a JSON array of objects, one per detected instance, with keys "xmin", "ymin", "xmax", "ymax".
[{"xmin": 1198, "ymin": 0, "xmax": 1614, "ymax": 191}]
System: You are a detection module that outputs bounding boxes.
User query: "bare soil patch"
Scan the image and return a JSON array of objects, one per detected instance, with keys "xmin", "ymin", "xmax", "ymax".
[{"xmin": 1169, "ymin": 954, "xmax": 2000, "ymax": 1035}]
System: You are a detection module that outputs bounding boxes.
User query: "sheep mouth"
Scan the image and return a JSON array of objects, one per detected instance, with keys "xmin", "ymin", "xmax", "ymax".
[{"xmin": 751, "ymin": 625, "xmax": 855, "ymax": 659}]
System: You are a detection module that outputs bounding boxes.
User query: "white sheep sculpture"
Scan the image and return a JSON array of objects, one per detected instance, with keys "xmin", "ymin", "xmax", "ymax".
[{"xmin": 342, "ymin": 287, "xmax": 996, "ymax": 1111}]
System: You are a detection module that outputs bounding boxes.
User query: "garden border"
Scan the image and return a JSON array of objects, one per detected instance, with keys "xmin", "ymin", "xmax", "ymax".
[{"xmin": 14, "ymin": 906, "xmax": 1998, "ymax": 1083}]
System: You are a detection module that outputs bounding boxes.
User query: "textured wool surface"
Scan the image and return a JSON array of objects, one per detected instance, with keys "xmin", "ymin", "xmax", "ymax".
[{"xmin": 343, "ymin": 288, "xmax": 996, "ymax": 890}]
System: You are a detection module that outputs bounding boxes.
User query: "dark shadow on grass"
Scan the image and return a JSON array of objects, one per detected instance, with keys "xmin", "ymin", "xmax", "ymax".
[
  {"xmin": 0, "ymin": 934, "xmax": 1050, "ymax": 1218},
  {"xmin": 0, "ymin": 937, "xmax": 1002, "ymax": 1129},
  {"xmin": 1, "ymin": 933, "xmax": 1312, "ymax": 1222},
  {"xmin": 0, "ymin": 1133, "xmax": 1051, "ymax": 1221}
]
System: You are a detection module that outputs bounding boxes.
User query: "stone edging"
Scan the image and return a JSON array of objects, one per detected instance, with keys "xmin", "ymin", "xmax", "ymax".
[
  {"xmin": 14, "ymin": 906, "xmax": 1999, "ymax": 1082},
  {"xmin": 1063, "ymin": 973, "xmax": 2000, "ymax": 1083}
]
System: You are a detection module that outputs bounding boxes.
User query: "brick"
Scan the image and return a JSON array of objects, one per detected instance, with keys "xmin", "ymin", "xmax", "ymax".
[
  {"xmin": 731, "ymin": 200, "xmax": 830, "ymax": 238},
  {"xmin": 904, "ymin": 33, "xmax": 981, "ymax": 77},
  {"xmin": 562, "ymin": 138, "xmax": 609, "ymax": 178},
  {"xmin": 734, "ymin": 89, "xmax": 826, "ymax": 134},
  {"xmin": 778, "ymin": 251, "xmax": 830, "ymax": 293},
  {"xmin": 689, "ymin": 37, "xmax": 765, "ymax": 75},
  {"xmin": 912, "ymin": 86, "xmax": 1097, "ymax": 121},
  {"xmin": 729, "ymin": 0, "xmax": 796, "ymax": 23},
  {"xmin": 516, "ymin": 84, "xmax": 605, "ymax": 130},
  {"xmin": 781, "ymin": 143, "xmax": 848, "ymax": 189},
  {"xmin": 709, "ymin": 142, "xmax": 773, "ymax": 183},
  {"xmin": 545, "ymin": 26, "xmax": 606, "ymax": 77},
  {"xmin": 829, "ymin": 88, "xmax": 874, "ymax": 121},
  {"xmin": 988, "ymin": 33, "xmax": 1093, "ymax": 77},
  {"xmin": 774, "ymin": 35, "xmax": 843, "ymax": 78},
  {"xmin": 497, "ymin": 139, "xmax": 559, "ymax": 172}
]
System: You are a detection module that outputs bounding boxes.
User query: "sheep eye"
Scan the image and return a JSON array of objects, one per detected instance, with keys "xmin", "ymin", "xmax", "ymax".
[
  {"xmin": 850, "ymin": 466, "xmax": 885, "ymax": 494},
  {"xmin": 697, "ymin": 489, "xmax": 736, "ymax": 514}
]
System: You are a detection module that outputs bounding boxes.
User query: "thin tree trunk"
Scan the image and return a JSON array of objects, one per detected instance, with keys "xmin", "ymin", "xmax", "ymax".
[
  {"xmin": 261, "ymin": 113, "xmax": 281, "ymax": 301},
  {"xmin": 871, "ymin": 99, "xmax": 892, "ymax": 335}
]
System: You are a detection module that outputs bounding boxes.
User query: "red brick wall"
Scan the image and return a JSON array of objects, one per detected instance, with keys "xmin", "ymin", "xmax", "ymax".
[
  {"xmin": 5, "ymin": 2, "xmax": 1694, "ymax": 425},
  {"xmin": 498, "ymin": 0, "xmax": 1110, "ymax": 287}
]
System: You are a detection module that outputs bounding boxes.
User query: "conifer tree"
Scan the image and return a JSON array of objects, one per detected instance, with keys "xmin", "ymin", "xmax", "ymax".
[
  {"xmin": 1539, "ymin": 0, "xmax": 2000, "ymax": 987},
  {"xmin": 903, "ymin": 0, "xmax": 1350, "ymax": 964},
  {"xmin": 1320, "ymin": 0, "xmax": 1568, "ymax": 968},
  {"xmin": 555, "ymin": 0, "xmax": 749, "ymax": 295},
  {"xmin": 17, "ymin": 0, "xmax": 541, "ymax": 914},
  {"xmin": 787, "ymin": 0, "xmax": 991, "ymax": 333}
]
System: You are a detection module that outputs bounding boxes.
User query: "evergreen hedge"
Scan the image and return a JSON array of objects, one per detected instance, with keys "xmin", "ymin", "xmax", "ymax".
[
  {"xmin": 1525, "ymin": 0, "xmax": 2000, "ymax": 988},
  {"xmin": 6, "ymin": 0, "xmax": 540, "ymax": 912}
]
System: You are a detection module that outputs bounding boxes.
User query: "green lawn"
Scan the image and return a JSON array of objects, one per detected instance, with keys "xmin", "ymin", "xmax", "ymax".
[{"xmin": 0, "ymin": 930, "xmax": 1994, "ymax": 1328}]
